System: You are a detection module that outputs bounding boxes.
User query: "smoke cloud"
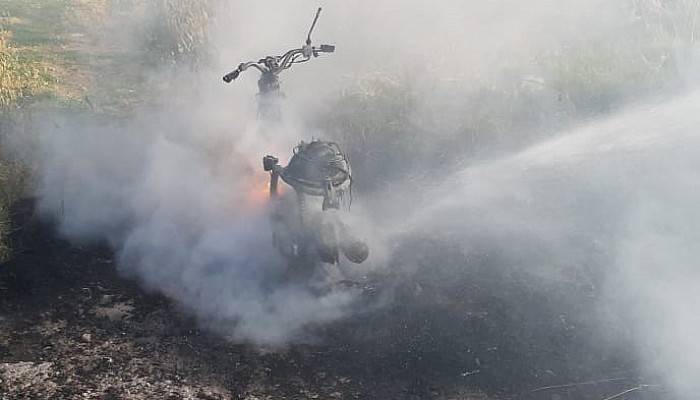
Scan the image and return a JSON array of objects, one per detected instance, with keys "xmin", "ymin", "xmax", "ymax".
[
  {"xmin": 9, "ymin": 0, "xmax": 700, "ymax": 397},
  {"xmin": 406, "ymin": 92, "xmax": 700, "ymax": 398}
]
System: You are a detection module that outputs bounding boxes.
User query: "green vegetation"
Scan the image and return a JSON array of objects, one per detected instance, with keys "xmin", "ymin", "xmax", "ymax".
[{"xmin": 0, "ymin": 0, "xmax": 70, "ymax": 47}]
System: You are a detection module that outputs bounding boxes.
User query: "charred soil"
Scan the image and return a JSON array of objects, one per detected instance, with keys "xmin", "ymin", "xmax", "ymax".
[{"xmin": 0, "ymin": 199, "xmax": 657, "ymax": 400}]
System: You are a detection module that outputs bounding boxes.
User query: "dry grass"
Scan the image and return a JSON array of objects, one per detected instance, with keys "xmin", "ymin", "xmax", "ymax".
[
  {"xmin": 0, "ymin": 158, "xmax": 27, "ymax": 262},
  {"xmin": 164, "ymin": 0, "xmax": 212, "ymax": 57},
  {"xmin": 0, "ymin": 30, "xmax": 41, "ymax": 262},
  {"xmin": 0, "ymin": 30, "xmax": 45, "ymax": 108},
  {"xmin": 141, "ymin": 0, "xmax": 216, "ymax": 65}
]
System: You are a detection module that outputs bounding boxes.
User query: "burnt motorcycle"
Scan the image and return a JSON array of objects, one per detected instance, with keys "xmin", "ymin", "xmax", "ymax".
[
  {"xmin": 263, "ymin": 141, "xmax": 369, "ymax": 268},
  {"xmin": 223, "ymin": 8, "xmax": 369, "ymax": 273}
]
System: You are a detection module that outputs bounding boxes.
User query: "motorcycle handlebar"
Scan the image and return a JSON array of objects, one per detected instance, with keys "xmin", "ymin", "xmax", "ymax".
[
  {"xmin": 223, "ymin": 69, "xmax": 240, "ymax": 83},
  {"xmin": 224, "ymin": 43, "xmax": 335, "ymax": 81}
]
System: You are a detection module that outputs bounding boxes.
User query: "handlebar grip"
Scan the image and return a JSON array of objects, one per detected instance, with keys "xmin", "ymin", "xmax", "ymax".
[
  {"xmin": 320, "ymin": 44, "xmax": 335, "ymax": 53},
  {"xmin": 223, "ymin": 69, "xmax": 240, "ymax": 83},
  {"xmin": 263, "ymin": 155, "xmax": 279, "ymax": 172}
]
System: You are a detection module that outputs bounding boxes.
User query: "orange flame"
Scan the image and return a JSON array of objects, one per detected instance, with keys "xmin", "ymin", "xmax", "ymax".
[
  {"xmin": 244, "ymin": 172, "xmax": 272, "ymax": 209},
  {"xmin": 243, "ymin": 171, "xmax": 288, "ymax": 209}
]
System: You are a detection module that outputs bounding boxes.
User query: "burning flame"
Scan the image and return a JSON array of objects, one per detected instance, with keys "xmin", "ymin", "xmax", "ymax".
[
  {"xmin": 245, "ymin": 172, "xmax": 272, "ymax": 209},
  {"xmin": 243, "ymin": 171, "xmax": 288, "ymax": 210}
]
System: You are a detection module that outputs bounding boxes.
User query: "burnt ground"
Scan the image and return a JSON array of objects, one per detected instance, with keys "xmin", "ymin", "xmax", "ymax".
[{"xmin": 0, "ymin": 199, "xmax": 668, "ymax": 400}]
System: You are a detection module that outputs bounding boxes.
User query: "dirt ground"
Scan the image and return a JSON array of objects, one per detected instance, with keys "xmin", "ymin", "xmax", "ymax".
[{"xmin": 0, "ymin": 201, "xmax": 497, "ymax": 400}]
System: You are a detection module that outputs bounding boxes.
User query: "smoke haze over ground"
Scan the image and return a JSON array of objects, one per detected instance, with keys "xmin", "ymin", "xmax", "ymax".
[{"xmin": 7, "ymin": 0, "xmax": 700, "ymax": 397}]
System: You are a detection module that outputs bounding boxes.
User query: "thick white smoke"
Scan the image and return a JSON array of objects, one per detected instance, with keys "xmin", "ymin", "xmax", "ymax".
[
  {"xmin": 396, "ymin": 92, "xmax": 700, "ymax": 398},
  {"xmin": 12, "ymin": 1, "xmax": 700, "ymax": 397},
  {"xmin": 30, "ymin": 108, "xmax": 359, "ymax": 344}
]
